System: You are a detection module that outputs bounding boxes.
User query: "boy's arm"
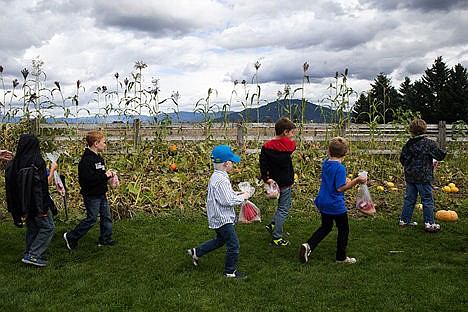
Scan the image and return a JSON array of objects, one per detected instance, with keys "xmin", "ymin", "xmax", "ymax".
[
  {"xmin": 215, "ymin": 180, "xmax": 247, "ymax": 207},
  {"xmin": 431, "ymin": 142, "xmax": 447, "ymax": 161},
  {"xmin": 337, "ymin": 176, "xmax": 367, "ymax": 192},
  {"xmin": 259, "ymin": 147, "xmax": 270, "ymax": 182},
  {"xmin": 79, "ymin": 160, "xmax": 108, "ymax": 186}
]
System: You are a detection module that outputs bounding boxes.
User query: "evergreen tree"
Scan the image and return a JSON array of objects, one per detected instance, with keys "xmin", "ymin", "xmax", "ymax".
[
  {"xmin": 414, "ymin": 56, "xmax": 451, "ymax": 123},
  {"xmin": 351, "ymin": 73, "xmax": 399, "ymax": 123},
  {"xmin": 447, "ymin": 63, "xmax": 468, "ymax": 122},
  {"xmin": 398, "ymin": 77, "xmax": 415, "ymax": 112}
]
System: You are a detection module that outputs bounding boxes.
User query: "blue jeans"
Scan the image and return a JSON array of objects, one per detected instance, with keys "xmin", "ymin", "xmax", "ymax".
[
  {"xmin": 68, "ymin": 195, "xmax": 113, "ymax": 244},
  {"xmin": 401, "ymin": 182, "xmax": 435, "ymax": 224},
  {"xmin": 25, "ymin": 210, "xmax": 55, "ymax": 258},
  {"xmin": 195, "ymin": 223, "xmax": 240, "ymax": 274},
  {"xmin": 271, "ymin": 187, "xmax": 292, "ymax": 239}
]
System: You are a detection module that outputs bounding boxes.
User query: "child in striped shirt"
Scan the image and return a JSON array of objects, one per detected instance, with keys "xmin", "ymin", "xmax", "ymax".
[{"xmin": 187, "ymin": 145, "xmax": 250, "ymax": 278}]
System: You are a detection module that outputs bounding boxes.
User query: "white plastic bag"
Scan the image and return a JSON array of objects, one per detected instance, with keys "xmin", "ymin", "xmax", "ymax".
[
  {"xmin": 355, "ymin": 184, "xmax": 375, "ymax": 216},
  {"xmin": 53, "ymin": 171, "xmax": 66, "ymax": 196},
  {"xmin": 46, "ymin": 152, "xmax": 65, "ymax": 196},
  {"xmin": 238, "ymin": 200, "xmax": 261, "ymax": 224},
  {"xmin": 265, "ymin": 181, "xmax": 280, "ymax": 199},
  {"xmin": 238, "ymin": 182, "xmax": 255, "ymax": 197},
  {"xmin": 45, "ymin": 151, "xmax": 60, "ymax": 163}
]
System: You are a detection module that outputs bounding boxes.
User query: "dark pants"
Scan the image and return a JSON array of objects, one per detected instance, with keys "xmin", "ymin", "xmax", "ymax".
[
  {"xmin": 68, "ymin": 195, "xmax": 113, "ymax": 244},
  {"xmin": 306, "ymin": 212, "xmax": 349, "ymax": 261}
]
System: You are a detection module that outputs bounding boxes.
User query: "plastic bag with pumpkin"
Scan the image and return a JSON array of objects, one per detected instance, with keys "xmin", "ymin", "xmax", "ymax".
[{"xmin": 355, "ymin": 184, "xmax": 375, "ymax": 216}]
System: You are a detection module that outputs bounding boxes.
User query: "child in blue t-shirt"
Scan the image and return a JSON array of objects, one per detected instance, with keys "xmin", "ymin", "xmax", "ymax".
[{"xmin": 299, "ymin": 137, "xmax": 366, "ymax": 264}]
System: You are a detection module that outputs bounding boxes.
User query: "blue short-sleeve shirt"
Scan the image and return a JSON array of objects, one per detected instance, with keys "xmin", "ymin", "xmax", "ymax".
[{"xmin": 314, "ymin": 158, "xmax": 347, "ymax": 215}]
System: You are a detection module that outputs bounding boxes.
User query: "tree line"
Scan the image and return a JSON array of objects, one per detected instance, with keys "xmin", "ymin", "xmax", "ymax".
[{"xmin": 351, "ymin": 56, "xmax": 468, "ymax": 124}]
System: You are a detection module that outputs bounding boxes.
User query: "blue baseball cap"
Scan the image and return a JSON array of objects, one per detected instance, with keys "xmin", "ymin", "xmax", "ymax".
[{"xmin": 211, "ymin": 145, "xmax": 241, "ymax": 163}]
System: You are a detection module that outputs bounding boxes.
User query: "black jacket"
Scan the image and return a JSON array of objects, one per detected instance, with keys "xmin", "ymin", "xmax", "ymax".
[
  {"xmin": 259, "ymin": 137, "xmax": 296, "ymax": 188},
  {"xmin": 400, "ymin": 136, "xmax": 446, "ymax": 183},
  {"xmin": 78, "ymin": 148, "xmax": 109, "ymax": 196},
  {"xmin": 5, "ymin": 134, "xmax": 55, "ymax": 227}
]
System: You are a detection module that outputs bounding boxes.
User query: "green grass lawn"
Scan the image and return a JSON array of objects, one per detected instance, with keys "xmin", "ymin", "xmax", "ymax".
[{"xmin": 0, "ymin": 210, "xmax": 466, "ymax": 312}]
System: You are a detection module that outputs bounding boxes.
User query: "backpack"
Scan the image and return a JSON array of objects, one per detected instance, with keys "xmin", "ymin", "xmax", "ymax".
[{"xmin": 5, "ymin": 162, "xmax": 56, "ymax": 227}]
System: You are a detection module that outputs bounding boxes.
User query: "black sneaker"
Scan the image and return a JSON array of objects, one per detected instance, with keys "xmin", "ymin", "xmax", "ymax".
[
  {"xmin": 98, "ymin": 240, "xmax": 118, "ymax": 247},
  {"xmin": 224, "ymin": 270, "xmax": 247, "ymax": 279},
  {"xmin": 187, "ymin": 248, "xmax": 199, "ymax": 266},
  {"xmin": 63, "ymin": 232, "xmax": 77, "ymax": 250},
  {"xmin": 265, "ymin": 223, "xmax": 275, "ymax": 233}
]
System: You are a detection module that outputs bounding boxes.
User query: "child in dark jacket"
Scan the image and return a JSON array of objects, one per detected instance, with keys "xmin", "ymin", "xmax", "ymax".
[
  {"xmin": 6, "ymin": 134, "xmax": 56, "ymax": 267},
  {"xmin": 63, "ymin": 130, "xmax": 117, "ymax": 250},
  {"xmin": 260, "ymin": 117, "xmax": 296, "ymax": 246},
  {"xmin": 399, "ymin": 119, "xmax": 446, "ymax": 232}
]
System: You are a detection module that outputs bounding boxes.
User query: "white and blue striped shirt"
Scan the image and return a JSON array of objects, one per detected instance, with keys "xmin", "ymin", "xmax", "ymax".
[{"xmin": 206, "ymin": 169, "xmax": 245, "ymax": 229}]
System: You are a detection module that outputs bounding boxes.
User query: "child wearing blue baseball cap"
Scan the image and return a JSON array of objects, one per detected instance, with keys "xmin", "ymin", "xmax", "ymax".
[{"xmin": 187, "ymin": 145, "xmax": 250, "ymax": 278}]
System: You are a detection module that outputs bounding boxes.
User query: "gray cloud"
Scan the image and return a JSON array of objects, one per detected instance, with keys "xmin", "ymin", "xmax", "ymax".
[
  {"xmin": 0, "ymin": 0, "xmax": 467, "ymax": 114},
  {"xmin": 360, "ymin": 0, "xmax": 468, "ymax": 12}
]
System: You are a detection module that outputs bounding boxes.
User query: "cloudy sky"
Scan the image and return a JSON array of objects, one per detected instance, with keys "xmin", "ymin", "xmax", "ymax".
[{"xmin": 1, "ymin": 0, "xmax": 467, "ymax": 116}]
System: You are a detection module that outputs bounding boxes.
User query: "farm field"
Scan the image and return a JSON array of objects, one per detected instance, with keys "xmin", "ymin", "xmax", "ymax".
[
  {"xmin": 0, "ymin": 212, "xmax": 466, "ymax": 312},
  {"xmin": 0, "ymin": 121, "xmax": 466, "ymax": 312}
]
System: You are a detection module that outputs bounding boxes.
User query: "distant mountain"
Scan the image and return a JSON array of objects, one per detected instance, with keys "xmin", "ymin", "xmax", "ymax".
[
  {"xmin": 44, "ymin": 111, "xmax": 224, "ymax": 124},
  {"xmin": 215, "ymin": 100, "xmax": 336, "ymax": 123},
  {"xmin": 3, "ymin": 100, "xmax": 338, "ymax": 124}
]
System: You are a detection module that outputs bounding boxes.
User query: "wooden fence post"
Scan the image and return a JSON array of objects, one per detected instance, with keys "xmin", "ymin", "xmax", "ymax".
[
  {"xmin": 133, "ymin": 118, "xmax": 141, "ymax": 147},
  {"xmin": 237, "ymin": 123, "xmax": 245, "ymax": 148},
  {"xmin": 29, "ymin": 118, "xmax": 39, "ymax": 135},
  {"xmin": 438, "ymin": 120, "xmax": 446, "ymax": 150}
]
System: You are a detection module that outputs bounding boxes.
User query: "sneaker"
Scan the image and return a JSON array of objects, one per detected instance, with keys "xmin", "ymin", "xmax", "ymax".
[
  {"xmin": 265, "ymin": 223, "xmax": 275, "ymax": 233},
  {"xmin": 271, "ymin": 238, "xmax": 290, "ymax": 246},
  {"xmin": 299, "ymin": 243, "xmax": 311, "ymax": 263},
  {"xmin": 224, "ymin": 270, "xmax": 247, "ymax": 279},
  {"xmin": 22, "ymin": 255, "xmax": 47, "ymax": 267},
  {"xmin": 98, "ymin": 240, "xmax": 118, "ymax": 246},
  {"xmin": 399, "ymin": 220, "xmax": 418, "ymax": 228},
  {"xmin": 336, "ymin": 257, "xmax": 357, "ymax": 264},
  {"xmin": 63, "ymin": 232, "xmax": 77, "ymax": 250},
  {"xmin": 424, "ymin": 223, "xmax": 441, "ymax": 233},
  {"xmin": 187, "ymin": 248, "xmax": 199, "ymax": 266}
]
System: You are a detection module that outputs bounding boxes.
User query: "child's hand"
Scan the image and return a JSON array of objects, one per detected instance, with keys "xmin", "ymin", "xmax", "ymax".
[
  {"xmin": 356, "ymin": 176, "xmax": 367, "ymax": 184},
  {"xmin": 106, "ymin": 170, "xmax": 115, "ymax": 178},
  {"xmin": 266, "ymin": 179, "xmax": 275, "ymax": 184},
  {"xmin": 241, "ymin": 191, "xmax": 250, "ymax": 200},
  {"xmin": 50, "ymin": 161, "xmax": 58, "ymax": 171}
]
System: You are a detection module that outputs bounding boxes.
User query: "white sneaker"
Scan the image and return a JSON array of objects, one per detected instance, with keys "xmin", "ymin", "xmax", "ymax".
[
  {"xmin": 424, "ymin": 223, "xmax": 441, "ymax": 233},
  {"xmin": 299, "ymin": 243, "xmax": 311, "ymax": 263},
  {"xmin": 187, "ymin": 248, "xmax": 199, "ymax": 266},
  {"xmin": 399, "ymin": 220, "xmax": 418, "ymax": 228},
  {"xmin": 336, "ymin": 257, "xmax": 357, "ymax": 264}
]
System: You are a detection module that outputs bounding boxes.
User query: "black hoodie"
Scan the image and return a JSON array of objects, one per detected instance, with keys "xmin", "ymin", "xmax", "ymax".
[
  {"xmin": 259, "ymin": 136, "xmax": 296, "ymax": 188},
  {"xmin": 5, "ymin": 134, "xmax": 53, "ymax": 225},
  {"xmin": 78, "ymin": 148, "xmax": 109, "ymax": 196}
]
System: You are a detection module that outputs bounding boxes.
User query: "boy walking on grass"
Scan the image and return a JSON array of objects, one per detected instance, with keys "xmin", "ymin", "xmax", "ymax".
[
  {"xmin": 187, "ymin": 145, "xmax": 250, "ymax": 278},
  {"xmin": 299, "ymin": 137, "xmax": 366, "ymax": 264},
  {"xmin": 260, "ymin": 117, "xmax": 296, "ymax": 246},
  {"xmin": 399, "ymin": 119, "xmax": 446, "ymax": 232},
  {"xmin": 63, "ymin": 130, "xmax": 117, "ymax": 250}
]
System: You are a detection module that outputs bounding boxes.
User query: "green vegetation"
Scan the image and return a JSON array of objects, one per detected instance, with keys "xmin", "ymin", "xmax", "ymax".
[{"xmin": 0, "ymin": 211, "xmax": 466, "ymax": 311}]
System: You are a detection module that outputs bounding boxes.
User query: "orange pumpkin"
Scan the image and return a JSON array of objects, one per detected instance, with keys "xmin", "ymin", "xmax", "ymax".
[
  {"xmin": 170, "ymin": 163, "xmax": 177, "ymax": 171},
  {"xmin": 169, "ymin": 145, "xmax": 178, "ymax": 155},
  {"xmin": 435, "ymin": 210, "xmax": 458, "ymax": 222}
]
